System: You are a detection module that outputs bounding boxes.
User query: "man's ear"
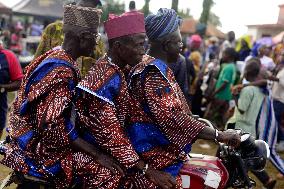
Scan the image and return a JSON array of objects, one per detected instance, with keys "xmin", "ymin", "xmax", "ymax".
[{"xmin": 162, "ymin": 40, "xmax": 170, "ymax": 52}]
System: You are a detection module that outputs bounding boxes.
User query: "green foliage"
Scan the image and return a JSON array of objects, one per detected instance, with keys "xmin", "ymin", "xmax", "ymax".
[
  {"xmin": 199, "ymin": 0, "xmax": 214, "ymax": 25},
  {"xmin": 142, "ymin": 0, "xmax": 151, "ymax": 16},
  {"xmin": 208, "ymin": 12, "xmax": 222, "ymax": 27},
  {"xmin": 199, "ymin": 0, "xmax": 221, "ymax": 27},
  {"xmin": 171, "ymin": 0, "xmax": 179, "ymax": 12},
  {"xmin": 178, "ymin": 8, "xmax": 192, "ymax": 19},
  {"xmin": 100, "ymin": 0, "xmax": 125, "ymax": 22}
]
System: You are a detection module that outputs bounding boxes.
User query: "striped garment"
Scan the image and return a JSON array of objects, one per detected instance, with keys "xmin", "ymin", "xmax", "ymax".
[{"xmin": 256, "ymin": 93, "xmax": 284, "ymax": 175}]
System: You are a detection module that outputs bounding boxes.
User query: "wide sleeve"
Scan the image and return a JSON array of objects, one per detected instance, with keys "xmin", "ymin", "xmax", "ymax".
[
  {"xmin": 143, "ymin": 68, "xmax": 206, "ymax": 151},
  {"xmin": 77, "ymin": 93, "xmax": 140, "ymax": 169},
  {"xmin": 28, "ymin": 67, "xmax": 79, "ymax": 147}
]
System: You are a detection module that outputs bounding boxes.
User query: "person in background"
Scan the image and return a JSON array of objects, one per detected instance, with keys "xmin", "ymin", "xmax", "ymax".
[
  {"xmin": 30, "ymin": 22, "xmax": 44, "ymax": 37},
  {"xmin": 232, "ymin": 57, "xmax": 284, "ymax": 180},
  {"xmin": 0, "ymin": 30, "xmax": 11, "ymax": 49},
  {"xmin": 34, "ymin": 0, "xmax": 105, "ymax": 77},
  {"xmin": 273, "ymin": 36, "xmax": 284, "ymax": 64},
  {"xmin": 189, "ymin": 44, "xmax": 202, "ymax": 79},
  {"xmin": 271, "ymin": 51, "xmax": 284, "ymax": 153},
  {"xmin": 238, "ymin": 39, "xmax": 251, "ymax": 61},
  {"xmin": 0, "ymin": 41, "xmax": 23, "ymax": 139},
  {"xmin": 129, "ymin": 0, "xmax": 137, "ymax": 11},
  {"xmin": 207, "ymin": 48, "xmax": 237, "ymax": 127},
  {"xmin": 228, "ymin": 58, "xmax": 277, "ymax": 189},
  {"xmin": 168, "ymin": 54, "xmax": 192, "ymax": 105},
  {"xmin": 219, "ymin": 31, "xmax": 236, "ymax": 59},
  {"xmin": 10, "ymin": 22, "xmax": 23, "ymax": 55},
  {"xmin": 186, "ymin": 34, "xmax": 203, "ymax": 112},
  {"xmin": 205, "ymin": 36, "xmax": 219, "ymax": 62},
  {"xmin": 258, "ymin": 45, "xmax": 276, "ymax": 71}
]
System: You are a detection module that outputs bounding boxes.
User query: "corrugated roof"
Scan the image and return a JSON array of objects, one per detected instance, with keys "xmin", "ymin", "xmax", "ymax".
[
  {"xmin": 180, "ymin": 18, "xmax": 225, "ymax": 38},
  {"xmin": 0, "ymin": 2, "xmax": 12, "ymax": 14},
  {"xmin": 12, "ymin": 0, "xmax": 63, "ymax": 18}
]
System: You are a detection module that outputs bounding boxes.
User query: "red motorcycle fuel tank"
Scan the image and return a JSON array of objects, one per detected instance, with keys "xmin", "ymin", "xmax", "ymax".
[{"xmin": 179, "ymin": 153, "xmax": 229, "ymax": 189}]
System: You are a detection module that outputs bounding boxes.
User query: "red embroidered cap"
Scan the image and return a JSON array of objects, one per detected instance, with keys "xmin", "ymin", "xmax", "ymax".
[{"xmin": 104, "ymin": 11, "xmax": 145, "ymax": 39}]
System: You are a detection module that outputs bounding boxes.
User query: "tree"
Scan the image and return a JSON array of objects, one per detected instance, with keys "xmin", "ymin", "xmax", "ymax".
[
  {"xmin": 100, "ymin": 0, "xmax": 125, "ymax": 22},
  {"xmin": 199, "ymin": 0, "xmax": 214, "ymax": 25},
  {"xmin": 142, "ymin": 0, "xmax": 151, "ymax": 16},
  {"xmin": 208, "ymin": 12, "xmax": 222, "ymax": 27},
  {"xmin": 171, "ymin": 0, "xmax": 179, "ymax": 12},
  {"xmin": 178, "ymin": 8, "xmax": 192, "ymax": 19}
]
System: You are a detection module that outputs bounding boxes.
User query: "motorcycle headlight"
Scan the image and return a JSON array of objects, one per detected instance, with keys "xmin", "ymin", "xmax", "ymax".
[{"xmin": 240, "ymin": 135, "xmax": 270, "ymax": 172}]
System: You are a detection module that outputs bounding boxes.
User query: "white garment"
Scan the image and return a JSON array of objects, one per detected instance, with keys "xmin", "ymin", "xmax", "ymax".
[
  {"xmin": 260, "ymin": 56, "xmax": 275, "ymax": 71},
  {"xmin": 219, "ymin": 40, "xmax": 236, "ymax": 59}
]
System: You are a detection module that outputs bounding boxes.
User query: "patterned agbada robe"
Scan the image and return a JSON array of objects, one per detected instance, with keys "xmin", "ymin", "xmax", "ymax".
[
  {"xmin": 125, "ymin": 55, "xmax": 206, "ymax": 188},
  {"xmin": 1, "ymin": 49, "xmax": 121, "ymax": 189},
  {"xmin": 76, "ymin": 56, "xmax": 140, "ymax": 170}
]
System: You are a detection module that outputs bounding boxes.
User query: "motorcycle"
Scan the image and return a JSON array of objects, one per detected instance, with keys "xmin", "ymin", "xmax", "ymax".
[
  {"xmin": 180, "ymin": 118, "xmax": 270, "ymax": 189},
  {"xmin": 0, "ymin": 118, "xmax": 270, "ymax": 189}
]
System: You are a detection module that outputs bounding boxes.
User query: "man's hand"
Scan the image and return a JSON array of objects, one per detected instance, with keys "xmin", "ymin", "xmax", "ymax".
[
  {"xmin": 218, "ymin": 130, "xmax": 241, "ymax": 148},
  {"xmin": 95, "ymin": 153, "xmax": 124, "ymax": 176},
  {"xmin": 231, "ymin": 84, "xmax": 243, "ymax": 96},
  {"xmin": 145, "ymin": 168, "xmax": 176, "ymax": 189},
  {"xmin": 72, "ymin": 138, "xmax": 124, "ymax": 176}
]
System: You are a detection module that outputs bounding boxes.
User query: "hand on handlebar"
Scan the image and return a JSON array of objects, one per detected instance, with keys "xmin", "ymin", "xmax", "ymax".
[
  {"xmin": 145, "ymin": 168, "xmax": 177, "ymax": 189},
  {"xmin": 218, "ymin": 130, "xmax": 241, "ymax": 148}
]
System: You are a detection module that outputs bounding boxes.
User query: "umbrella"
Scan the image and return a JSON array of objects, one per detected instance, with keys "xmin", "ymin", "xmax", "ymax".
[{"xmin": 256, "ymin": 37, "xmax": 274, "ymax": 47}]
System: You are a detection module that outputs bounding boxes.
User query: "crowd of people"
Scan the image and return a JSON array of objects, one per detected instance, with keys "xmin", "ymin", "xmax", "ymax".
[{"xmin": 0, "ymin": 0, "xmax": 283, "ymax": 188}]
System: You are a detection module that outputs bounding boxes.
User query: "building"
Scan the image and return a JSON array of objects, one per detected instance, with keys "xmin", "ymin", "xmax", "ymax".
[
  {"xmin": 12, "ymin": 0, "xmax": 64, "ymax": 22},
  {"xmin": 247, "ymin": 4, "xmax": 284, "ymax": 40},
  {"xmin": 180, "ymin": 18, "xmax": 225, "ymax": 39}
]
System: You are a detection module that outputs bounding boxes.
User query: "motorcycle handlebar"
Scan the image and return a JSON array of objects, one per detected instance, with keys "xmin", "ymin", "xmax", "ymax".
[{"xmin": 196, "ymin": 117, "xmax": 217, "ymax": 130}]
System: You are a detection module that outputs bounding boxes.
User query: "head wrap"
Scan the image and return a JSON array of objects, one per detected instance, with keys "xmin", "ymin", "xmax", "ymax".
[
  {"xmin": 63, "ymin": 4, "xmax": 102, "ymax": 31},
  {"xmin": 145, "ymin": 8, "xmax": 182, "ymax": 40},
  {"xmin": 104, "ymin": 11, "xmax": 145, "ymax": 40},
  {"xmin": 188, "ymin": 34, "xmax": 202, "ymax": 49}
]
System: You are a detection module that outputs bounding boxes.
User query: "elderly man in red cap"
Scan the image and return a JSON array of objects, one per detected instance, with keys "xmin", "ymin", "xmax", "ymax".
[{"xmin": 76, "ymin": 11, "xmax": 176, "ymax": 189}]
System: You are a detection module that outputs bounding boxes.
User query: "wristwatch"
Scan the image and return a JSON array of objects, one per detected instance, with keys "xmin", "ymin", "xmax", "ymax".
[{"xmin": 0, "ymin": 87, "xmax": 5, "ymax": 93}]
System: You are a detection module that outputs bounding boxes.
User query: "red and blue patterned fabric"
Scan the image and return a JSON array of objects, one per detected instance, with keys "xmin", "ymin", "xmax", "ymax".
[
  {"xmin": 1, "ymin": 49, "xmax": 121, "ymax": 188},
  {"xmin": 125, "ymin": 55, "xmax": 206, "ymax": 188},
  {"xmin": 76, "ymin": 57, "xmax": 140, "ymax": 171}
]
